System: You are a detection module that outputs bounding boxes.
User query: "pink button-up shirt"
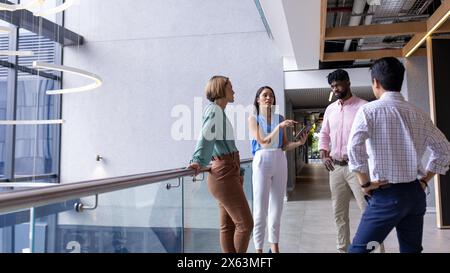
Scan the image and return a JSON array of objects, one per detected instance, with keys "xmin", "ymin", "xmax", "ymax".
[{"xmin": 319, "ymin": 95, "xmax": 367, "ymax": 161}]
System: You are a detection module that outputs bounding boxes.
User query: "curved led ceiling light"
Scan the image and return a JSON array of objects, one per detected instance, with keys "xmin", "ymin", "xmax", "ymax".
[
  {"xmin": 0, "ymin": 119, "xmax": 64, "ymax": 125},
  {"xmin": 0, "ymin": 0, "xmax": 44, "ymax": 11},
  {"xmin": 0, "ymin": 50, "xmax": 34, "ymax": 56},
  {"xmin": 35, "ymin": 0, "xmax": 76, "ymax": 16},
  {"xmin": 0, "ymin": 182, "xmax": 57, "ymax": 188},
  {"xmin": 33, "ymin": 61, "xmax": 103, "ymax": 95},
  {"xmin": 0, "ymin": 0, "xmax": 75, "ymax": 16},
  {"xmin": 0, "ymin": 26, "xmax": 11, "ymax": 33},
  {"xmin": 0, "ymin": 27, "xmax": 34, "ymax": 56}
]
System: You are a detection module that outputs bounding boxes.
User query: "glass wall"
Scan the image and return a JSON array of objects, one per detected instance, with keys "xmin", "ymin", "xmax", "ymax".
[
  {"xmin": 0, "ymin": 160, "xmax": 253, "ymax": 253},
  {"xmin": 16, "ymin": 26, "xmax": 59, "ymax": 176},
  {"xmin": 0, "ymin": 2, "xmax": 62, "ymax": 182},
  {"xmin": 0, "ymin": 20, "xmax": 9, "ymax": 177}
]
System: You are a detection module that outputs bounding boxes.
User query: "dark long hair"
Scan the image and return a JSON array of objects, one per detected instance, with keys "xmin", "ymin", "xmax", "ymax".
[{"xmin": 253, "ymin": 86, "xmax": 276, "ymax": 115}]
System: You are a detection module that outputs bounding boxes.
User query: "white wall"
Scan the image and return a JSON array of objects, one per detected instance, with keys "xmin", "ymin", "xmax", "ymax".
[
  {"xmin": 404, "ymin": 56, "xmax": 435, "ymax": 208},
  {"xmin": 404, "ymin": 57, "xmax": 430, "ymax": 113},
  {"xmin": 283, "ymin": 0, "xmax": 320, "ymax": 70},
  {"xmin": 259, "ymin": 0, "xmax": 320, "ymax": 70},
  {"xmin": 60, "ymin": 0, "xmax": 283, "ymax": 183}
]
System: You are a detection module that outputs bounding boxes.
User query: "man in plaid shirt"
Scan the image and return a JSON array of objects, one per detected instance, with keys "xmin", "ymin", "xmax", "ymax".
[{"xmin": 347, "ymin": 57, "xmax": 450, "ymax": 253}]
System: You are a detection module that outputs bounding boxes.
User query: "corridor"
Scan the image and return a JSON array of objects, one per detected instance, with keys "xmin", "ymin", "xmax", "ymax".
[{"xmin": 278, "ymin": 164, "xmax": 450, "ymax": 253}]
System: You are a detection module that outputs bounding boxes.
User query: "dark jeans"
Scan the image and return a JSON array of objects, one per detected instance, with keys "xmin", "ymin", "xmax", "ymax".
[{"xmin": 348, "ymin": 180, "xmax": 426, "ymax": 253}]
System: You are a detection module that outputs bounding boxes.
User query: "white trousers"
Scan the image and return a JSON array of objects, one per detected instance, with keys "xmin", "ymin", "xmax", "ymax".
[{"xmin": 252, "ymin": 149, "xmax": 288, "ymax": 250}]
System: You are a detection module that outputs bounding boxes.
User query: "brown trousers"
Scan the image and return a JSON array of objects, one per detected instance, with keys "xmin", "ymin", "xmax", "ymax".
[{"xmin": 208, "ymin": 152, "xmax": 253, "ymax": 253}]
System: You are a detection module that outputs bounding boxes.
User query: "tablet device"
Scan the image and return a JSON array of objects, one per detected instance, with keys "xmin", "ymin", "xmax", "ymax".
[{"xmin": 295, "ymin": 124, "xmax": 312, "ymax": 140}]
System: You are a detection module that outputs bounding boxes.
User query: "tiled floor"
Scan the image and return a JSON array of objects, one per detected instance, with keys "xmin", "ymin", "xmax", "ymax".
[{"xmin": 275, "ymin": 164, "xmax": 450, "ymax": 253}]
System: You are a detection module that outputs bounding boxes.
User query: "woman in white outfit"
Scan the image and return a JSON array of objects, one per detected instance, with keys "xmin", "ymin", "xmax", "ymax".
[{"xmin": 248, "ymin": 86, "xmax": 308, "ymax": 253}]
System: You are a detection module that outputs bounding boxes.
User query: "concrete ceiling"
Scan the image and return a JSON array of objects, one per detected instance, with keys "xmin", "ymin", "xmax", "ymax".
[
  {"xmin": 284, "ymin": 67, "xmax": 376, "ymax": 109},
  {"xmin": 257, "ymin": 0, "xmax": 444, "ymax": 109},
  {"xmin": 258, "ymin": 0, "xmax": 446, "ymax": 68},
  {"xmin": 286, "ymin": 86, "xmax": 376, "ymax": 109}
]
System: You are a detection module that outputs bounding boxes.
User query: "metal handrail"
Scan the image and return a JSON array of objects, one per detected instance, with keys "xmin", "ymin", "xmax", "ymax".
[{"xmin": 0, "ymin": 158, "xmax": 253, "ymax": 214}]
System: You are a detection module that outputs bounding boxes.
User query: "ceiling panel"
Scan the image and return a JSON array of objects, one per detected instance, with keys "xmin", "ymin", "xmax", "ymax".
[{"xmin": 286, "ymin": 86, "xmax": 376, "ymax": 109}]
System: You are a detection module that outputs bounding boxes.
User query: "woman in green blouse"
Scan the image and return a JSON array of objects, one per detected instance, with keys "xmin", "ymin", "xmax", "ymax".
[{"xmin": 188, "ymin": 76, "xmax": 253, "ymax": 253}]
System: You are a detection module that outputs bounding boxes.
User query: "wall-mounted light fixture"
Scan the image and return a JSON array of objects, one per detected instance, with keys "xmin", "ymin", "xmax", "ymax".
[
  {"xmin": 328, "ymin": 91, "xmax": 333, "ymax": 102},
  {"xmin": 33, "ymin": 61, "xmax": 103, "ymax": 95},
  {"xmin": 96, "ymin": 155, "xmax": 103, "ymax": 162}
]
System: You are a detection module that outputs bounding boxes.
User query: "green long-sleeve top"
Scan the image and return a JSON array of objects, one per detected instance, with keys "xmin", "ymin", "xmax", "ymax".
[{"xmin": 191, "ymin": 103, "xmax": 242, "ymax": 172}]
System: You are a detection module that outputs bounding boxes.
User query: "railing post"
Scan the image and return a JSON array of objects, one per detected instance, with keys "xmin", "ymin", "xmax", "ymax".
[
  {"xmin": 28, "ymin": 207, "xmax": 35, "ymax": 253},
  {"xmin": 74, "ymin": 195, "xmax": 99, "ymax": 212}
]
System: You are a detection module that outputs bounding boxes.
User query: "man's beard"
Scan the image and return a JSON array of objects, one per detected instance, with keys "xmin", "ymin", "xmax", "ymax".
[{"xmin": 335, "ymin": 89, "xmax": 349, "ymax": 100}]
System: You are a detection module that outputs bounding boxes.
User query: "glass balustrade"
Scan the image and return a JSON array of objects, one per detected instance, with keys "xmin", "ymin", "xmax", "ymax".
[
  {"xmin": 183, "ymin": 162, "xmax": 253, "ymax": 253},
  {"xmin": 0, "ymin": 160, "xmax": 253, "ymax": 253}
]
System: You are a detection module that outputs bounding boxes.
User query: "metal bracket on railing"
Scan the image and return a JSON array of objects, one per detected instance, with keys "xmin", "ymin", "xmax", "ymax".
[
  {"xmin": 74, "ymin": 194, "xmax": 98, "ymax": 213},
  {"xmin": 166, "ymin": 177, "xmax": 182, "ymax": 190},
  {"xmin": 192, "ymin": 172, "xmax": 205, "ymax": 182}
]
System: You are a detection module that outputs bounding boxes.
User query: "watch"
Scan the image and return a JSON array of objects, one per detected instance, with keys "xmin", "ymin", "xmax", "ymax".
[
  {"xmin": 419, "ymin": 179, "xmax": 428, "ymax": 186},
  {"xmin": 361, "ymin": 181, "xmax": 371, "ymax": 188}
]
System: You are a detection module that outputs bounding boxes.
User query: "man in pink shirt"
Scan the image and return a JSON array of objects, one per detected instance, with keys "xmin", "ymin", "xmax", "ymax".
[{"xmin": 319, "ymin": 69, "xmax": 368, "ymax": 253}]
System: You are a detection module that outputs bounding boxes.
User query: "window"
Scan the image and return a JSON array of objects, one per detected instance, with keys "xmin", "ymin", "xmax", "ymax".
[
  {"xmin": 0, "ymin": 20, "xmax": 10, "ymax": 177},
  {"xmin": 14, "ymin": 76, "xmax": 59, "ymax": 178},
  {"xmin": 0, "ymin": 3, "xmax": 62, "ymax": 182}
]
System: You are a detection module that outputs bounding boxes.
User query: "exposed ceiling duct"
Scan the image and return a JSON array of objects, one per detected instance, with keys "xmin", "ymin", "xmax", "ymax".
[
  {"xmin": 343, "ymin": 0, "xmax": 367, "ymax": 52},
  {"xmin": 320, "ymin": 0, "xmax": 446, "ymax": 69},
  {"xmin": 358, "ymin": 0, "xmax": 435, "ymax": 51}
]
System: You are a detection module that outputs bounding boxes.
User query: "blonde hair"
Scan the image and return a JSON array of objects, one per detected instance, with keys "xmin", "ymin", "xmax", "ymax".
[{"xmin": 205, "ymin": 75, "xmax": 229, "ymax": 102}]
